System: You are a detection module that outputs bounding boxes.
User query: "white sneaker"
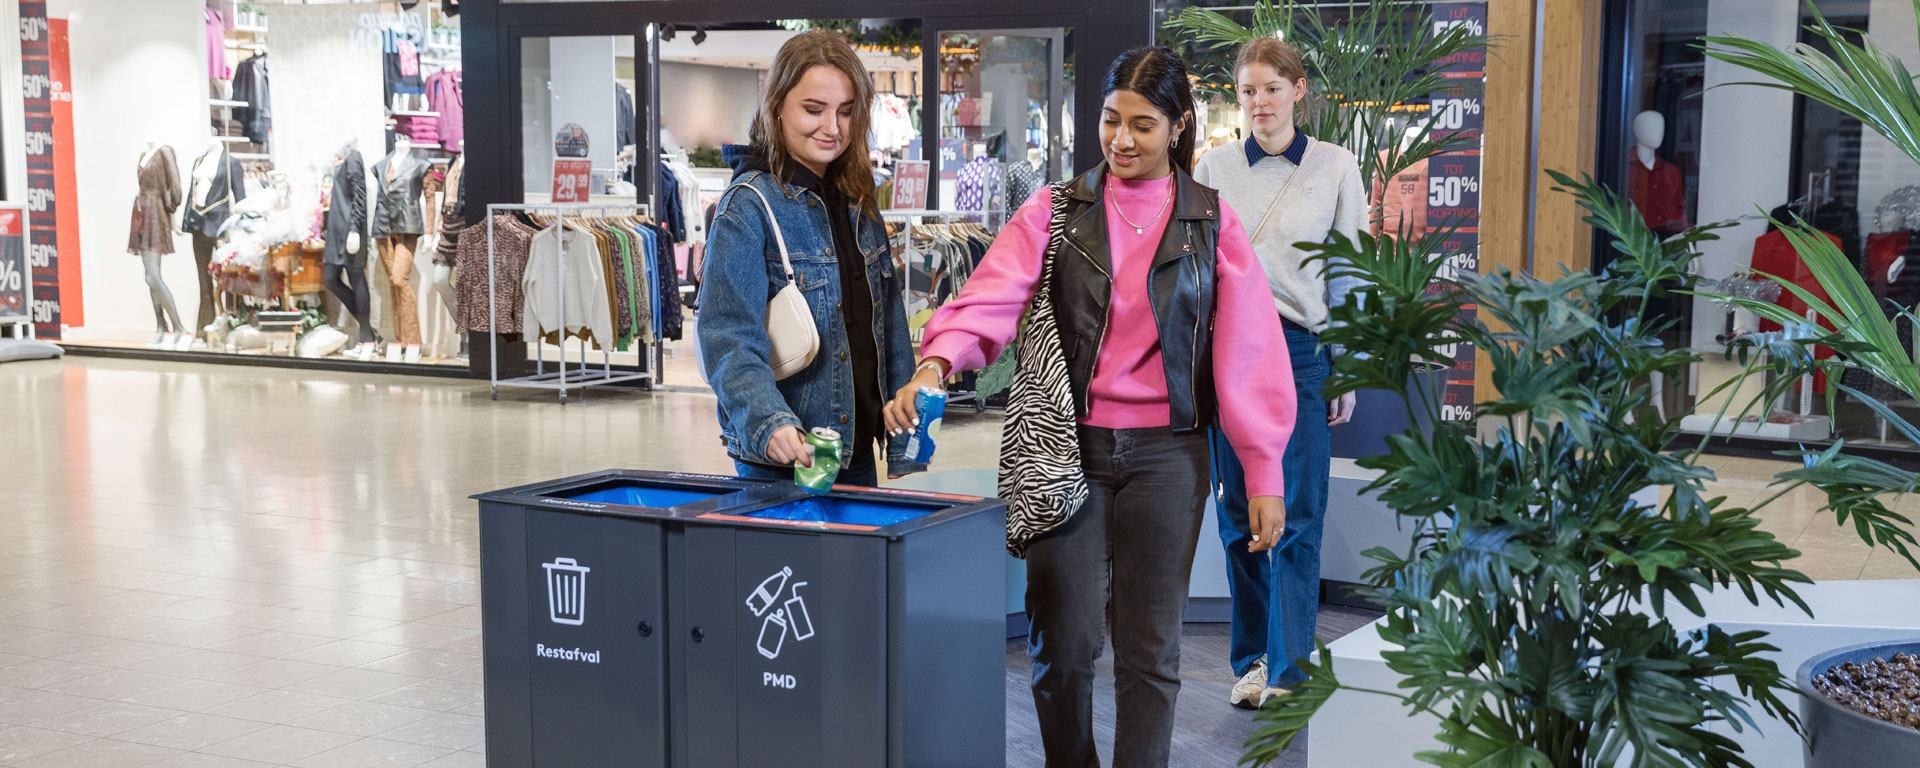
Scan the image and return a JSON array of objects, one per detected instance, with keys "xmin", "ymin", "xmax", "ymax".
[
  {"xmin": 1258, "ymin": 686, "xmax": 1291, "ymax": 708},
  {"xmin": 1230, "ymin": 658, "xmax": 1270, "ymax": 710}
]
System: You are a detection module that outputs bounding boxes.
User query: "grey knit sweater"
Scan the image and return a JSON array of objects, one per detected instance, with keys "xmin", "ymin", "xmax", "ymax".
[{"xmin": 1194, "ymin": 136, "xmax": 1367, "ymax": 335}]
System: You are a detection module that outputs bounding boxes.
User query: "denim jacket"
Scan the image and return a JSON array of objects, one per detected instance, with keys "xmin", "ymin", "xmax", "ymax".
[{"xmin": 696, "ymin": 167, "xmax": 924, "ymax": 476}]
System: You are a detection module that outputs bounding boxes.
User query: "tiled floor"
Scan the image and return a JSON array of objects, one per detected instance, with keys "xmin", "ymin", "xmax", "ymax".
[{"xmin": 0, "ymin": 356, "xmax": 1913, "ymax": 767}]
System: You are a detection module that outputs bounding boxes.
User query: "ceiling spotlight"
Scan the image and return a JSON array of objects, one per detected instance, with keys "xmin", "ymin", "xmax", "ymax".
[
  {"xmin": 660, "ymin": 24, "xmax": 676, "ymax": 42},
  {"xmin": 691, "ymin": 27, "xmax": 707, "ymax": 45}
]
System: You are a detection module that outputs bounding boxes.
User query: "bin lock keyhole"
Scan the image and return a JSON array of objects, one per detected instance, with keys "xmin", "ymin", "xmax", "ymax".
[
  {"xmin": 637, "ymin": 621, "xmax": 652, "ymax": 638},
  {"xmin": 691, "ymin": 626, "xmax": 705, "ymax": 643}
]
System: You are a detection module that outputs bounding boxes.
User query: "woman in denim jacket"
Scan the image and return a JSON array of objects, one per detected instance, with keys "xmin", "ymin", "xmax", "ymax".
[{"xmin": 697, "ymin": 30, "xmax": 922, "ymax": 485}]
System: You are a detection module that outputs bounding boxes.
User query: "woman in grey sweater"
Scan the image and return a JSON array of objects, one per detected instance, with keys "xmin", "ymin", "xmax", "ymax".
[{"xmin": 1192, "ymin": 36, "xmax": 1366, "ymax": 709}]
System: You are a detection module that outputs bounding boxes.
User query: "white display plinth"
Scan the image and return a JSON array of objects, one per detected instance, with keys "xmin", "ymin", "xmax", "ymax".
[{"xmin": 1310, "ymin": 579, "xmax": 1920, "ymax": 767}]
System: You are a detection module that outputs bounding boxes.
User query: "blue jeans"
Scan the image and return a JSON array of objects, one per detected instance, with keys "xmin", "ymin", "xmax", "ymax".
[
  {"xmin": 1210, "ymin": 328, "xmax": 1331, "ymax": 688},
  {"xmin": 734, "ymin": 443, "xmax": 880, "ymax": 487}
]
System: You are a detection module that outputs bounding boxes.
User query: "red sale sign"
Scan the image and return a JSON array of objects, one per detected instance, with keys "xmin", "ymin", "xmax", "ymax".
[
  {"xmin": 552, "ymin": 158, "xmax": 591, "ymax": 203},
  {"xmin": 892, "ymin": 160, "xmax": 929, "ymax": 210}
]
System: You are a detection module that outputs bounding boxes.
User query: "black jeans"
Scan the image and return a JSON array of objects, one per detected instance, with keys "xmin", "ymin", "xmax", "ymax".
[{"xmin": 1025, "ymin": 426, "xmax": 1211, "ymax": 768}]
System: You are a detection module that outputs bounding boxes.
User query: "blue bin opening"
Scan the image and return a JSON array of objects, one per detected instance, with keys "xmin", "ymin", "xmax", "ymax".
[
  {"xmin": 560, "ymin": 481, "xmax": 727, "ymax": 508},
  {"xmin": 744, "ymin": 497, "xmax": 939, "ymax": 528}
]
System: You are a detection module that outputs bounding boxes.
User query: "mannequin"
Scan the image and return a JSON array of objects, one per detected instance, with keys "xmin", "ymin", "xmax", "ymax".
[
  {"xmin": 183, "ymin": 132, "xmax": 246, "ymax": 348},
  {"xmin": 372, "ymin": 134, "xmax": 429, "ymax": 362},
  {"xmin": 1006, "ymin": 145, "xmax": 1046, "ymax": 207},
  {"xmin": 323, "ymin": 137, "xmax": 375, "ymax": 359},
  {"xmin": 431, "ymin": 152, "xmax": 466, "ymax": 359},
  {"xmin": 1373, "ymin": 121, "xmax": 1431, "ymax": 241},
  {"xmin": 1629, "ymin": 110, "xmax": 1686, "ymax": 234},
  {"xmin": 128, "ymin": 138, "xmax": 186, "ymax": 348}
]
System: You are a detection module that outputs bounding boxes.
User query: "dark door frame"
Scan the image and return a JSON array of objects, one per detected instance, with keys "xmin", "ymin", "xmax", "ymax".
[{"xmin": 461, "ymin": 0, "xmax": 1144, "ymax": 219}]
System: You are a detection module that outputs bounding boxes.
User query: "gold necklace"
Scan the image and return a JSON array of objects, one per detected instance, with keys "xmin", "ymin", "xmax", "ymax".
[{"xmin": 1108, "ymin": 176, "xmax": 1172, "ymax": 235}]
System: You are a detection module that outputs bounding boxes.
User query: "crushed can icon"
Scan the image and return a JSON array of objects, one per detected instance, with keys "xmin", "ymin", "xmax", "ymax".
[{"xmin": 543, "ymin": 557, "xmax": 591, "ymax": 626}]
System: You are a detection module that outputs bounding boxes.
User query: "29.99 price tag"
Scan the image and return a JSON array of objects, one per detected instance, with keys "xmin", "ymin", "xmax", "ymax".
[{"xmin": 552, "ymin": 158, "xmax": 591, "ymax": 203}]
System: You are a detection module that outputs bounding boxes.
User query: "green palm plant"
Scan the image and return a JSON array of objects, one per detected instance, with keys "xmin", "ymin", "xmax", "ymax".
[
  {"xmin": 1241, "ymin": 175, "xmax": 1823, "ymax": 767},
  {"xmin": 1697, "ymin": 0, "xmax": 1920, "ymax": 569},
  {"xmin": 1164, "ymin": 0, "xmax": 1485, "ymax": 213}
]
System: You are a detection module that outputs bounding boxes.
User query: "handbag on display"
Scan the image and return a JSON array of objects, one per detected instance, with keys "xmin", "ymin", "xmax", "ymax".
[
  {"xmin": 726, "ymin": 182, "xmax": 819, "ymax": 381},
  {"xmin": 1000, "ymin": 182, "xmax": 1090, "ymax": 557}
]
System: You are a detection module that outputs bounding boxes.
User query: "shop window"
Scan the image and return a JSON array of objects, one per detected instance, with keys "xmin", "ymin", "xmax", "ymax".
[
  {"xmin": 1605, "ymin": 0, "xmax": 1920, "ymax": 450},
  {"xmin": 49, "ymin": 2, "xmax": 467, "ymax": 366}
]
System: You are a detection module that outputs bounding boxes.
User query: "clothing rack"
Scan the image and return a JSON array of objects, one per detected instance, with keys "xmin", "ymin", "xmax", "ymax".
[
  {"xmin": 486, "ymin": 202, "xmax": 655, "ymax": 404},
  {"xmin": 884, "ymin": 208, "xmax": 995, "ymax": 411}
]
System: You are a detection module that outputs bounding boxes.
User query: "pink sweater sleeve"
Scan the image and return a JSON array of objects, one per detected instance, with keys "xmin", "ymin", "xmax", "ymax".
[
  {"xmin": 1214, "ymin": 201, "xmax": 1297, "ymax": 498},
  {"xmin": 919, "ymin": 188, "xmax": 1053, "ymax": 371}
]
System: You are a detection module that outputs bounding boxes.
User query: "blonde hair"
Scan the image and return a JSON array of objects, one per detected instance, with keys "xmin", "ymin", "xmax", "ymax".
[{"xmin": 749, "ymin": 30, "xmax": 879, "ymax": 216}]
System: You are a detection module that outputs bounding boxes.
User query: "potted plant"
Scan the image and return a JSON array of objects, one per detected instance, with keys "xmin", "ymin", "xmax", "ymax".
[{"xmin": 1241, "ymin": 171, "xmax": 1920, "ymax": 766}]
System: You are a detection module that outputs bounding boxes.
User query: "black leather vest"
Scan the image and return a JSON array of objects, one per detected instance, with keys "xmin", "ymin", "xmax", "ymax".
[{"xmin": 1050, "ymin": 164, "xmax": 1221, "ymax": 432}]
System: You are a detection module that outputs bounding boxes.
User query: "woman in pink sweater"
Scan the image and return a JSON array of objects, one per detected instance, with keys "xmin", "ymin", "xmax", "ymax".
[{"xmin": 884, "ymin": 47, "xmax": 1297, "ymax": 767}]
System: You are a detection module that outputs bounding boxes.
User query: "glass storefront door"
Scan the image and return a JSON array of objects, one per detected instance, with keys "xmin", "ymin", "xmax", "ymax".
[{"xmin": 929, "ymin": 28, "xmax": 1071, "ymax": 225}]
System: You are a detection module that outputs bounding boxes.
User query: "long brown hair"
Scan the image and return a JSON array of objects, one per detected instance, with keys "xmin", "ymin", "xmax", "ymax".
[
  {"xmin": 749, "ymin": 30, "xmax": 878, "ymax": 216},
  {"xmin": 1234, "ymin": 37, "xmax": 1311, "ymax": 125}
]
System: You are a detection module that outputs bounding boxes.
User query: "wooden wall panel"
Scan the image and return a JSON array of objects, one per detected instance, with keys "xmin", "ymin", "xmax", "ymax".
[{"xmin": 1477, "ymin": 0, "xmax": 1538, "ymax": 403}]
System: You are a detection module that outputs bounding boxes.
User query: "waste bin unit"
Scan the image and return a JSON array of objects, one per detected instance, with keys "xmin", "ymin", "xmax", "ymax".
[{"xmin": 476, "ymin": 470, "xmax": 1007, "ymax": 768}]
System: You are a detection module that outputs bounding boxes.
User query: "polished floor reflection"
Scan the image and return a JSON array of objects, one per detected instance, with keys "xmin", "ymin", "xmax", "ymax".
[{"xmin": 0, "ymin": 357, "xmax": 1909, "ymax": 767}]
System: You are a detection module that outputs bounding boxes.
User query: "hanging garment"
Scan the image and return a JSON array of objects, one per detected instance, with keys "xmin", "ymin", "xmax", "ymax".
[
  {"xmin": 384, "ymin": 30, "xmax": 425, "ymax": 96},
  {"xmin": 652, "ymin": 223, "xmax": 682, "ymax": 340},
  {"xmin": 434, "ymin": 155, "xmax": 466, "ymax": 266},
  {"xmin": 205, "ymin": 8, "xmax": 231, "ymax": 80},
  {"xmin": 425, "ymin": 69, "xmax": 465, "ymax": 151},
  {"xmin": 955, "ymin": 156, "xmax": 1005, "ymax": 217},
  {"xmin": 454, "ymin": 214, "xmax": 537, "ymax": 333},
  {"xmin": 182, "ymin": 146, "xmax": 247, "ymax": 238},
  {"xmin": 1372, "ymin": 154, "xmax": 1428, "ymax": 241},
  {"xmin": 616, "ymin": 85, "xmax": 637, "ymax": 151},
  {"xmin": 522, "ymin": 225, "xmax": 613, "ymax": 344},
  {"xmin": 656, "ymin": 161, "xmax": 686, "ymax": 243},
  {"xmin": 231, "ymin": 54, "xmax": 271, "ymax": 144},
  {"xmin": 128, "ymin": 146, "xmax": 182, "ymax": 255}
]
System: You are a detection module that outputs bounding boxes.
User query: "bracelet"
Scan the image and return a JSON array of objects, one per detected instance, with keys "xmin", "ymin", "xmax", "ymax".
[{"xmin": 916, "ymin": 360, "xmax": 947, "ymax": 378}]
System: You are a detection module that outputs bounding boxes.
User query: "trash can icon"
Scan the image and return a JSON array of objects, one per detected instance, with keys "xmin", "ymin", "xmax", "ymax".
[{"xmin": 543, "ymin": 557, "xmax": 591, "ymax": 626}]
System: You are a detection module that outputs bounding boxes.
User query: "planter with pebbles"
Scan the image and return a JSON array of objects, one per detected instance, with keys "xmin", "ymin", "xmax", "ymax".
[{"xmin": 1797, "ymin": 639, "xmax": 1920, "ymax": 767}]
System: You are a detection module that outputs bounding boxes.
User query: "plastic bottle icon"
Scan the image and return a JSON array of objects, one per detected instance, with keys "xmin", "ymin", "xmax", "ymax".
[
  {"xmin": 784, "ymin": 582, "xmax": 815, "ymax": 642},
  {"xmin": 757, "ymin": 608, "xmax": 788, "ymax": 659},
  {"xmin": 746, "ymin": 567, "xmax": 792, "ymax": 616}
]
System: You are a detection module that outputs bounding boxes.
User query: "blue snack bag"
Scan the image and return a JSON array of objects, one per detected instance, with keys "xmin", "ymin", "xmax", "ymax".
[{"xmin": 903, "ymin": 387, "xmax": 947, "ymax": 464}]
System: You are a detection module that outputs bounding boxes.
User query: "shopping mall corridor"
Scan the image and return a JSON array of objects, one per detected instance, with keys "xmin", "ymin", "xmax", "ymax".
[{"xmin": 0, "ymin": 356, "xmax": 1896, "ymax": 767}]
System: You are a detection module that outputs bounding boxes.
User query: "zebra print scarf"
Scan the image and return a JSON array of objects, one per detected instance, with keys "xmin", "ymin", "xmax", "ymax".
[{"xmin": 1001, "ymin": 182, "xmax": 1090, "ymax": 558}]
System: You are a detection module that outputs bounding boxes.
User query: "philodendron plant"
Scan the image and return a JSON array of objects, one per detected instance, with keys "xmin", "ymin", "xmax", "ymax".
[{"xmin": 1242, "ymin": 175, "xmax": 1866, "ymax": 767}]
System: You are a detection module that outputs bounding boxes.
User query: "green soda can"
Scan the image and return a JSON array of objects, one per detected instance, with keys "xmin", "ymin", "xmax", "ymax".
[{"xmin": 793, "ymin": 427, "xmax": 843, "ymax": 493}]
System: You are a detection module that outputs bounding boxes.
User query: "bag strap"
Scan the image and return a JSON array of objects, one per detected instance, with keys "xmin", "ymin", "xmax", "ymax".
[
  {"xmin": 726, "ymin": 181, "xmax": 796, "ymax": 283},
  {"xmin": 1248, "ymin": 137, "xmax": 1316, "ymax": 243}
]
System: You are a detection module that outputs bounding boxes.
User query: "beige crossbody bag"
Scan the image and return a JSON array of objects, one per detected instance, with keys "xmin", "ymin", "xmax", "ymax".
[{"xmin": 728, "ymin": 182, "xmax": 820, "ymax": 381}]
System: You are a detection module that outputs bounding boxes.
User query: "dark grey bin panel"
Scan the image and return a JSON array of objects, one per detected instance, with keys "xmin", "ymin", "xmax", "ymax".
[
  {"xmin": 523, "ymin": 510, "xmax": 668, "ymax": 767},
  {"xmin": 677, "ymin": 526, "xmax": 738, "ymax": 768},
  {"xmin": 480, "ymin": 501, "xmax": 534, "ymax": 766},
  {"xmin": 681, "ymin": 528, "xmax": 889, "ymax": 768},
  {"xmin": 895, "ymin": 509, "xmax": 1007, "ymax": 767}
]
